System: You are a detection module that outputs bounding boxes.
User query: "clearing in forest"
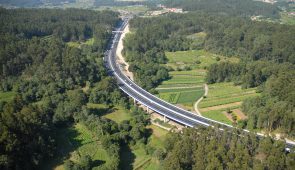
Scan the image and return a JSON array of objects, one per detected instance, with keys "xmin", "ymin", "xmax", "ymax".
[
  {"xmin": 42, "ymin": 123, "xmax": 109, "ymax": 170},
  {"xmin": 0, "ymin": 91, "xmax": 16, "ymax": 102}
]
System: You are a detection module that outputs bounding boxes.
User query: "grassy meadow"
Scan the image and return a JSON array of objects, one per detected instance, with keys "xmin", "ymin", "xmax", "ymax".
[{"xmin": 67, "ymin": 38, "xmax": 94, "ymax": 48}]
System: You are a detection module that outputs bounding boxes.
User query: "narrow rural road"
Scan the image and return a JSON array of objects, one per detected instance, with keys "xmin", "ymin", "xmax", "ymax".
[{"xmin": 194, "ymin": 84, "xmax": 208, "ymax": 115}]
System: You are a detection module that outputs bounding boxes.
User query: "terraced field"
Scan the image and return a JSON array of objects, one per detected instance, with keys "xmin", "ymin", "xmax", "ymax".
[
  {"xmin": 156, "ymin": 49, "xmax": 256, "ymax": 124},
  {"xmin": 156, "ymin": 49, "xmax": 238, "ymax": 109},
  {"xmin": 156, "ymin": 70, "xmax": 205, "ymax": 108},
  {"xmin": 199, "ymin": 82, "xmax": 259, "ymax": 124}
]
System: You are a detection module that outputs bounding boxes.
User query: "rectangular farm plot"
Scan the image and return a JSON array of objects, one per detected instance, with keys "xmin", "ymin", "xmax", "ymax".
[
  {"xmin": 157, "ymin": 87, "xmax": 203, "ymax": 93},
  {"xmin": 157, "ymin": 69, "xmax": 206, "ymax": 106},
  {"xmin": 202, "ymin": 110, "xmax": 233, "ymax": 125},
  {"xmin": 200, "ymin": 82, "xmax": 259, "ymax": 108},
  {"xmin": 165, "ymin": 50, "xmax": 239, "ymax": 69},
  {"xmin": 199, "ymin": 82, "xmax": 258, "ymax": 125},
  {"xmin": 170, "ymin": 70, "xmax": 206, "ymax": 76},
  {"xmin": 158, "ymin": 88, "xmax": 204, "ymax": 105},
  {"xmin": 177, "ymin": 90, "xmax": 205, "ymax": 104},
  {"xmin": 199, "ymin": 93, "xmax": 258, "ymax": 108},
  {"xmin": 158, "ymin": 92, "xmax": 180, "ymax": 104}
]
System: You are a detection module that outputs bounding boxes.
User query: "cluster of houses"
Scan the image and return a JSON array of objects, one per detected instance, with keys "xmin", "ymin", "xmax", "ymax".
[
  {"xmin": 148, "ymin": 4, "xmax": 184, "ymax": 16},
  {"xmin": 260, "ymin": 0, "xmax": 277, "ymax": 4}
]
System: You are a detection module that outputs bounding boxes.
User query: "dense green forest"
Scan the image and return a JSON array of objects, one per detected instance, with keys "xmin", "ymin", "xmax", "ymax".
[
  {"xmin": 126, "ymin": 12, "xmax": 295, "ymax": 136},
  {"xmin": 163, "ymin": 0, "xmax": 280, "ymax": 18},
  {"xmin": 0, "ymin": 0, "xmax": 75, "ymax": 7},
  {"xmin": 162, "ymin": 127, "xmax": 295, "ymax": 169},
  {"xmin": 95, "ymin": 0, "xmax": 145, "ymax": 7},
  {"xmin": 0, "ymin": 8, "xmax": 131, "ymax": 169},
  {"xmin": 0, "ymin": 0, "xmax": 147, "ymax": 8},
  {"xmin": 1, "ymin": 3, "xmax": 295, "ymax": 170}
]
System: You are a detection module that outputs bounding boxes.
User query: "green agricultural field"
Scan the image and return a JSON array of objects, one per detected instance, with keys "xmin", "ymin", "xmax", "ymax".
[
  {"xmin": 161, "ymin": 78, "xmax": 204, "ymax": 85},
  {"xmin": 158, "ymin": 92, "xmax": 180, "ymax": 104},
  {"xmin": 157, "ymin": 50, "xmax": 245, "ymax": 121},
  {"xmin": 170, "ymin": 70, "xmax": 206, "ymax": 76},
  {"xmin": 156, "ymin": 49, "xmax": 231, "ymax": 109},
  {"xmin": 199, "ymin": 82, "xmax": 259, "ymax": 125},
  {"xmin": 156, "ymin": 72, "xmax": 204, "ymax": 107},
  {"xmin": 0, "ymin": 91, "xmax": 16, "ymax": 102},
  {"xmin": 165, "ymin": 50, "xmax": 239, "ymax": 70},
  {"xmin": 200, "ymin": 82, "xmax": 258, "ymax": 108},
  {"xmin": 199, "ymin": 93, "xmax": 258, "ymax": 108},
  {"xmin": 177, "ymin": 90, "xmax": 204, "ymax": 104},
  {"xmin": 157, "ymin": 87, "xmax": 203, "ymax": 93},
  {"xmin": 202, "ymin": 110, "xmax": 233, "ymax": 125}
]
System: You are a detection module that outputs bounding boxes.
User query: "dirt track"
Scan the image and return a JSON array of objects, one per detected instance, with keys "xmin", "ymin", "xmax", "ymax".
[{"xmin": 116, "ymin": 24, "xmax": 134, "ymax": 80}]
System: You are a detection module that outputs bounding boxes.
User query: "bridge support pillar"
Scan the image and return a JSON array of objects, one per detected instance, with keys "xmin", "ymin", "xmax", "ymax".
[
  {"xmin": 147, "ymin": 106, "xmax": 149, "ymax": 113},
  {"xmin": 164, "ymin": 116, "xmax": 167, "ymax": 123},
  {"xmin": 133, "ymin": 98, "xmax": 136, "ymax": 105}
]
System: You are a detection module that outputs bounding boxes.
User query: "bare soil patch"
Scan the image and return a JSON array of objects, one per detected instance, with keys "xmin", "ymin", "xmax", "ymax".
[
  {"xmin": 233, "ymin": 109, "xmax": 248, "ymax": 120},
  {"xmin": 116, "ymin": 24, "xmax": 134, "ymax": 80},
  {"xmin": 200, "ymin": 102, "xmax": 242, "ymax": 112},
  {"xmin": 222, "ymin": 111, "xmax": 234, "ymax": 122}
]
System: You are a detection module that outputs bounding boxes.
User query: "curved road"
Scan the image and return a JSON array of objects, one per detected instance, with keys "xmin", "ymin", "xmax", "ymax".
[{"xmin": 104, "ymin": 18, "xmax": 295, "ymax": 149}]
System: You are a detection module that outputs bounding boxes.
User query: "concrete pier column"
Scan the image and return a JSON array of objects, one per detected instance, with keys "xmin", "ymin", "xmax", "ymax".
[
  {"xmin": 164, "ymin": 116, "xmax": 167, "ymax": 123},
  {"xmin": 133, "ymin": 98, "xmax": 136, "ymax": 105},
  {"xmin": 147, "ymin": 106, "xmax": 149, "ymax": 113}
]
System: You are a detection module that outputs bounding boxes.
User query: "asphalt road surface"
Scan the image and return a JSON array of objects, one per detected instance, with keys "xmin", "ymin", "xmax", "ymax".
[{"xmin": 104, "ymin": 18, "xmax": 295, "ymax": 150}]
